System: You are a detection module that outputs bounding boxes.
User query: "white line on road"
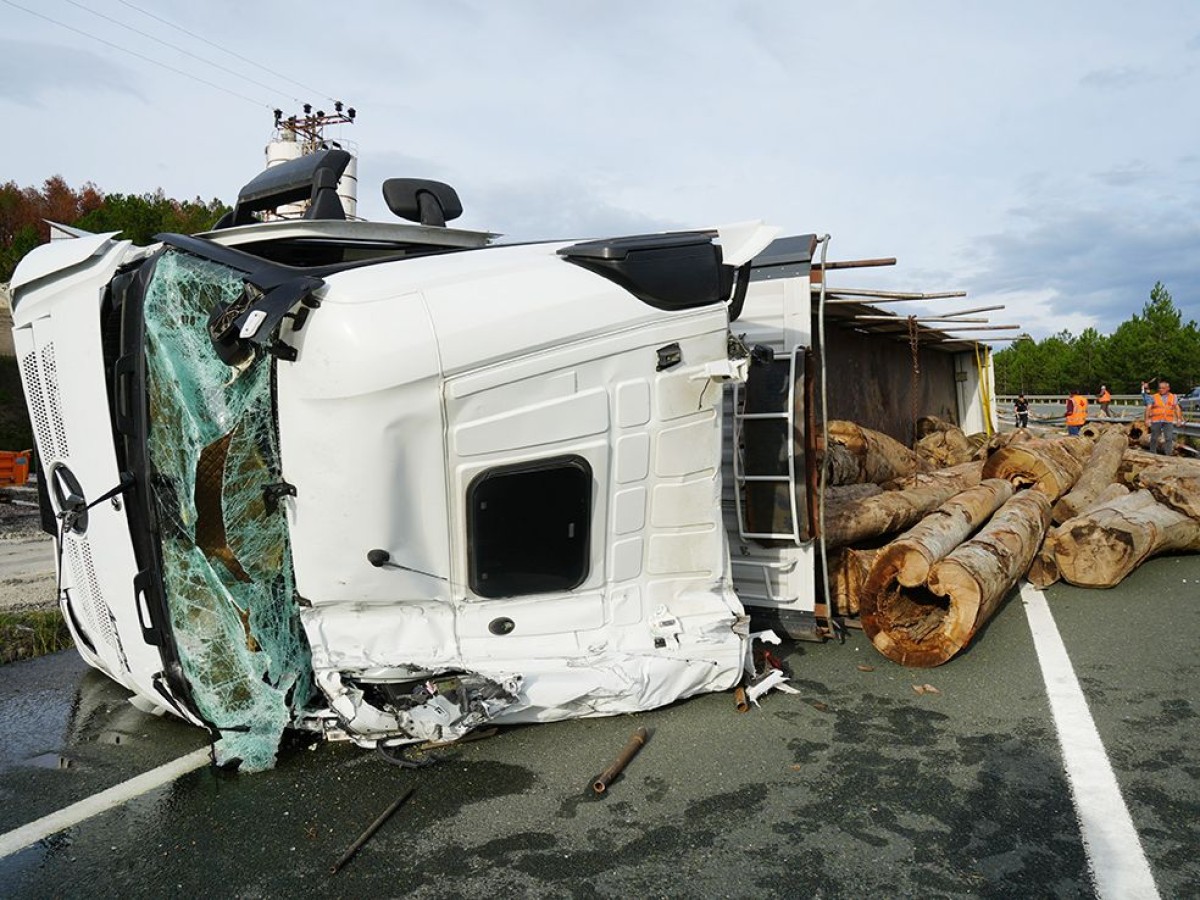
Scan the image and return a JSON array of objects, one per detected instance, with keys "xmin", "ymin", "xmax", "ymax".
[
  {"xmin": 1021, "ymin": 581, "xmax": 1160, "ymax": 900},
  {"xmin": 0, "ymin": 746, "xmax": 211, "ymax": 859}
]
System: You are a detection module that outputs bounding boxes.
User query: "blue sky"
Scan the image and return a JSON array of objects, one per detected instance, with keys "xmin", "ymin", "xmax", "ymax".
[{"xmin": 3, "ymin": 0, "xmax": 1199, "ymax": 340}]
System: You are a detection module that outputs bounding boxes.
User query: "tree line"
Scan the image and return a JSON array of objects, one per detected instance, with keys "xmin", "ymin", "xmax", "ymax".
[
  {"xmin": 994, "ymin": 283, "xmax": 1200, "ymax": 395},
  {"xmin": 1, "ymin": 176, "xmax": 229, "ymax": 283}
]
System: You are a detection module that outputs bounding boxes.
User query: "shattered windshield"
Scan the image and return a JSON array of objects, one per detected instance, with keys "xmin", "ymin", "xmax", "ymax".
[{"xmin": 143, "ymin": 248, "xmax": 313, "ymax": 770}]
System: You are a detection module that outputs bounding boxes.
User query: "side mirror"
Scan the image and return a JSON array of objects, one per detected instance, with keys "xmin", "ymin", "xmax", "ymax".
[{"xmin": 382, "ymin": 179, "xmax": 463, "ymax": 227}]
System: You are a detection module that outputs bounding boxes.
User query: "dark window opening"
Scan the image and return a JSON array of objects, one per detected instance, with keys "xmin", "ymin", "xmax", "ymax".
[{"xmin": 468, "ymin": 456, "xmax": 592, "ymax": 598}]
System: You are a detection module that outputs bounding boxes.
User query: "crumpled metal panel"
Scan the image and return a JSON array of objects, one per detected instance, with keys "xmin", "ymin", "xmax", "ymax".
[{"xmin": 143, "ymin": 249, "xmax": 312, "ymax": 770}]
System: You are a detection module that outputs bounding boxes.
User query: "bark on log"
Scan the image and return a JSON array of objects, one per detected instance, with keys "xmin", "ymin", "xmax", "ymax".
[
  {"xmin": 1051, "ymin": 490, "xmax": 1200, "ymax": 588},
  {"xmin": 868, "ymin": 479, "xmax": 1015, "ymax": 589},
  {"xmin": 1117, "ymin": 448, "xmax": 1200, "ymax": 486},
  {"xmin": 973, "ymin": 428, "xmax": 1033, "ymax": 461},
  {"xmin": 1136, "ymin": 464, "xmax": 1200, "ymax": 520},
  {"xmin": 824, "ymin": 476, "xmax": 984, "ymax": 548},
  {"xmin": 1029, "ymin": 483, "xmax": 1131, "ymax": 588},
  {"xmin": 915, "ymin": 427, "xmax": 976, "ymax": 468},
  {"xmin": 827, "ymin": 547, "xmax": 878, "ymax": 617},
  {"xmin": 980, "ymin": 436, "xmax": 1091, "ymax": 501},
  {"xmin": 824, "ymin": 483, "xmax": 884, "ymax": 505},
  {"xmin": 1051, "ymin": 429, "xmax": 1128, "ymax": 524},
  {"xmin": 861, "ymin": 491, "xmax": 1052, "ymax": 667},
  {"xmin": 916, "ymin": 415, "xmax": 958, "ymax": 437},
  {"xmin": 821, "ymin": 421, "xmax": 932, "ymax": 486},
  {"xmin": 882, "ymin": 461, "xmax": 983, "ymax": 493}
]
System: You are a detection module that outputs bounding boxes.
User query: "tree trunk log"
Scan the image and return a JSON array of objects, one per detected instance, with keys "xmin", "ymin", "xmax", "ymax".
[
  {"xmin": 915, "ymin": 427, "xmax": 976, "ymax": 468},
  {"xmin": 824, "ymin": 483, "xmax": 884, "ymax": 505},
  {"xmin": 1050, "ymin": 490, "xmax": 1200, "ymax": 588},
  {"xmin": 916, "ymin": 415, "xmax": 958, "ymax": 437},
  {"xmin": 827, "ymin": 547, "xmax": 878, "ymax": 617},
  {"xmin": 823, "ymin": 475, "xmax": 985, "ymax": 549},
  {"xmin": 882, "ymin": 461, "xmax": 983, "ymax": 493},
  {"xmin": 1051, "ymin": 429, "xmax": 1128, "ymax": 524},
  {"xmin": 973, "ymin": 428, "xmax": 1033, "ymax": 461},
  {"xmin": 980, "ymin": 436, "xmax": 1091, "ymax": 501},
  {"xmin": 821, "ymin": 420, "xmax": 932, "ymax": 486},
  {"xmin": 861, "ymin": 491, "xmax": 1051, "ymax": 667},
  {"xmin": 1135, "ymin": 464, "xmax": 1200, "ymax": 519},
  {"xmin": 1029, "ymin": 483, "xmax": 1131, "ymax": 588},
  {"xmin": 868, "ymin": 479, "xmax": 1015, "ymax": 589}
]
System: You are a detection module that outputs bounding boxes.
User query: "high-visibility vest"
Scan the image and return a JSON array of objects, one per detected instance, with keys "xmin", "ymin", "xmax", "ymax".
[
  {"xmin": 1065, "ymin": 395, "xmax": 1088, "ymax": 426},
  {"xmin": 1099, "ymin": 389, "xmax": 1111, "ymax": 403},
  {"xmin": 1147, "ymin": 392, "xmax": 1179, "ymax": 422}
]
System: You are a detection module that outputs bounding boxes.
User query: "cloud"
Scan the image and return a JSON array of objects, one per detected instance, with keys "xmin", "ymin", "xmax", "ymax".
[
  {"xmin": 1079, "ymin": 66, "xmax": 1155, "ymax": 90},
  {"xmin": 0, "ymin": 39, "xmax": 141, "ymax": 105},
  {"xmin": 1091, "ymin": 161, "xmax": 1154, "ymax": 188}
]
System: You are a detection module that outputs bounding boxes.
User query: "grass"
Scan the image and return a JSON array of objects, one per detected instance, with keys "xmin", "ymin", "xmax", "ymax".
[{"xmin": 0, "ymin": 609, "xmax": 73, "ymax": 665}]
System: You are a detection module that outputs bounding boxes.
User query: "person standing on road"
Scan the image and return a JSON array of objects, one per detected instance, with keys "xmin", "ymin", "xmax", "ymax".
[
  {"xmin": 1145, "ymin": 379, "xmax": 1183, "ymax": 455},
  {"xmin": 1014, "ymin": 394, "xmax": 1030, "ymax": 429},
  {"xmin": 1065, "ymin": 389, "xmax": 1088, "ymax": 435},
  {"xmin": 1098, "ymin": 385, "xmax": 1112, "ymax": 417}
]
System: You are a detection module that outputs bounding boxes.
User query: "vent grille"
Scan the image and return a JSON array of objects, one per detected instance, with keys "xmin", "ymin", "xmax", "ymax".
[
  {"xmin": 21, "ymin": 350, "xmax": 56, "ymax": 459},
  {"xmin": 40, "ymin": 342, "xmax": 70, "ymax": 458},
  {"xmin": 65, "ymin": 537, "xmax": 117, "ymax": 652}
]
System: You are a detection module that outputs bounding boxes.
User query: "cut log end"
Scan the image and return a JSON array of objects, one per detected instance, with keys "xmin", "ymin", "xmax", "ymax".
[{"xmin": 861, "ymin": 573, "xmax": 977, "ymax": 668}]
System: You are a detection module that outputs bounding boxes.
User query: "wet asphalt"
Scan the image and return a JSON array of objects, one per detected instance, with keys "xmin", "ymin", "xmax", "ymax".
[{"xmin": 0, "ymin": 557, "xmax": 1197, "ymax": 899}]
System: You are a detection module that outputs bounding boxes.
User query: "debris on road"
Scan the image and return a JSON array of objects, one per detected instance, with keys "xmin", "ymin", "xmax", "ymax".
[{"xmin": 592, "ymin": 727, "xmax": 649, "ymax": 795}]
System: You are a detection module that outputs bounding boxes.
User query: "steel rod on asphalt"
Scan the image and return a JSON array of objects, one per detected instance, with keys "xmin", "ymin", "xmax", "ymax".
[
  {"xmin": 330, "ymin": 787, "xmax": 416, "ymax": 874},
  {"xmin": 592, "ymin": 727, "xmax": 649, "ymax": 794}
]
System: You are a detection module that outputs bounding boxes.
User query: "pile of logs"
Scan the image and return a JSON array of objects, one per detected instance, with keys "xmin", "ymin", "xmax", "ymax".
[{"xmin": 823, "ymin": 418, "xmax": 1200, "ymax": 667}]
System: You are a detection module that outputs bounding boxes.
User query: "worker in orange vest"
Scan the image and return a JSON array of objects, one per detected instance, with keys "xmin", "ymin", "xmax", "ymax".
[
  {"xmin": 1144, "ymin": 379, "xmax": 1184, "ymax": 455},
  {"xmin": 1065, "ymin": 389, "xmax": 1088, "ymax": 435},
  {"xmin": 1098, "ymin": 385, "xmax": 1112, "ymax": 417}
]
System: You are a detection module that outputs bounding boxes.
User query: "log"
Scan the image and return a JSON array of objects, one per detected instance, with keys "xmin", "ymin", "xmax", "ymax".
[
  {"xmin": 1117, "ymin": 448, "xmax": 1200, "ymax": 486},
  {"xmin": 868, "ymin": 479, "xmax": 1015, "ymax": 589},
  {"xmin": 915, "ymin": 415, "xmax": 958, "ymax": 437},
  {"xmin": 861, "ymin": 491, "xmax": 1052, "ymax": 667},
  {"xmin": 915, "ymin": 427, "xmax": 975, "ymax": 468},
  {"xmin": 821, "ymin": 421, "xmax": 932, "ymax": 485},
  {"xmin": 1051, "ymin": 429, "xmax": 1128, "ymax": 524},
  {"xmin": 882, "ymin": 460, "xmax": 983, "ymax": 493},
  {"xmin": 1029, "ymin": 483, "xmax": 1131, "ymax": 588},
  {"xmin": 1135, "ymin": 464, "xmax": 1200, "ymax": 520},
  {"xmin": 1051, "ymin": 490, "xmax": 1200, "ymax": 588},
  {"xmin": 824, "ymin": 483, "xmax": 884, "ymax": 505},
  {"xmin": 973, "ymin": 428, "xmax": 1033, "ymax": 461},
  {"xmin": 827, "ymin": 547, "xmax": 878, "ymax": 617},
  {"xmin": 980, "ymin": 436, "xmax": 1091, "ymax": 501},
  {"xmin": 823, "ymin": 475, "xmax": 984, "ymax": 548}
]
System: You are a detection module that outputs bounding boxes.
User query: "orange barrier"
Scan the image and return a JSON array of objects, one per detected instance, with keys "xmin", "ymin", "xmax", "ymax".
[{"xmin": 0, "ymin": 450, "xmax": 32, "ymax": 487}]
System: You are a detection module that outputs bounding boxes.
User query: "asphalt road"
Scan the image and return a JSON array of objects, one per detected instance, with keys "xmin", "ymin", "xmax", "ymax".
[{"xmin": 0, "ymin": 557, "xmax": 1197, "ymax": 898}]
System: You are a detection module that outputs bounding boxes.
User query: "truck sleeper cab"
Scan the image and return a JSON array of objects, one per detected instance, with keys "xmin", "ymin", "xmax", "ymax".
[{"xmin": 11, "ymin": 154, "xmax": 783, "ymax": 768}]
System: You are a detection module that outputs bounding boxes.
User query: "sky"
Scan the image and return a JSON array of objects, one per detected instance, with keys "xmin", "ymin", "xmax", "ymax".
[{"xmin": 2, "ymin": 0, "xmax": 1199, "ymax": 341}]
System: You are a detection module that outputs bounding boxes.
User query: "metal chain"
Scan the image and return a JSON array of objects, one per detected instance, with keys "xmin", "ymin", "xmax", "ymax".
[{"xmin": 908, "ymin": 316, "xmax": 921, "ymax": 444}]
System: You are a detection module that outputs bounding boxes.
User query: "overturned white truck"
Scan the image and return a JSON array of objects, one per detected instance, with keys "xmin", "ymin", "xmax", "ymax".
[{"xmin": 10, "ymin": 151, "xmax": 994, "ymax": 769}]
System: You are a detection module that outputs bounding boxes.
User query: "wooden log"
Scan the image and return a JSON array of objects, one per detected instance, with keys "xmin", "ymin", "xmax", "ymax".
[
  {"xmin": 915, "ymin": 415, "xmax": 958, "ymax": 437},
  {"xmin": 1051, "ymin": 429, "xmax": 1128, "ymax": 524},
  {"xmin": 861, "ymin": 491, "xmax": 1052, "ymax": 667},
  {"xmin": 823, "ymin": 476, "xmax": 982, "ymax": 548},
  {"xmin": 1051, "ymin": 490, "xmax": 1200, "ymax": 588},
  {"xmin": 980, "ymin": 436, "xmax": 1090, "ymax": 501},
  {"xmin": 915, "ymin": 427, "xmax": 976, "ymax": 468},
  {"xmin": 882, "ymin": 460, "xmax": 983, "ymax": 493},
  {"xmin": 824, "ymin": 483, "xmax": 884, "ymax": 505},
  {"xmin": 1128, "ymin": 464, "xmax": 1200, "ymax": 521},
  {"xmin": 827, "ymin": 547, "xmax": 878, "ymax": 617},
  {"xmin": 821, "ymin": 421, "xmax": 932, "ymax": 485},
  {"xmin": 1029, "ymin": 483, "xmax": 1131, "ymax": 588},
  {"xmin": 868, "ymin": 478, "xmax": 1015, "ymax": 589},
  {"xmin": 1117, "ymin": 448, "xmax": 1200, "ymax": 486},
  {"xmin": 973, "ymin": 428, "xmax": 1033, "ymax": 461}
]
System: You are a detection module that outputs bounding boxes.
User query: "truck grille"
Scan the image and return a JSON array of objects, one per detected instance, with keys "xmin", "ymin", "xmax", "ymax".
[
  {"xmin": 64, "ymin": 536, "xmax": 118, "ymax": 652},
  {"xmin": 20, "ymin": 342, "xmax": 70, "ymax": 460}
]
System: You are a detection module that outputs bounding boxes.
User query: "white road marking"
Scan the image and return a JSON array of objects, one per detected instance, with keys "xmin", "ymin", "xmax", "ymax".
[
  {"xmin": 0, "ymin": 746, "xmax": 211, "ymax": 859},
  {"xmin": 1020, "ymin": 582, "xmax": 1160, "ymax": 900}
]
